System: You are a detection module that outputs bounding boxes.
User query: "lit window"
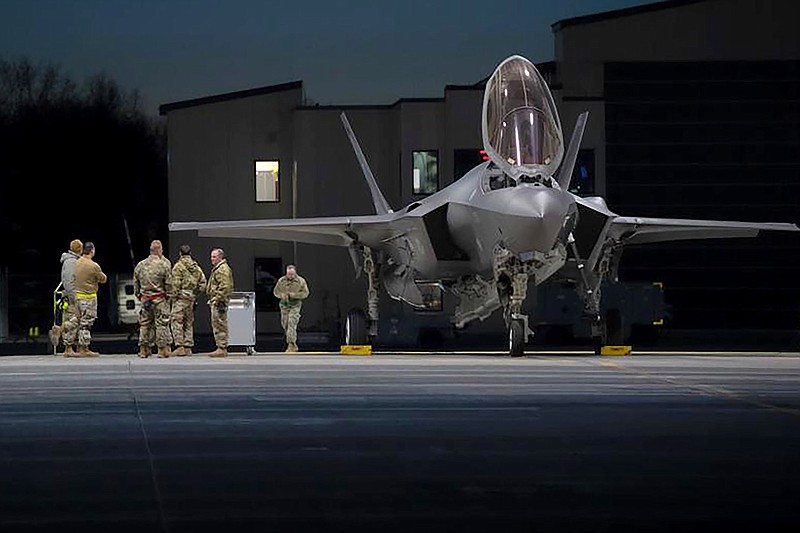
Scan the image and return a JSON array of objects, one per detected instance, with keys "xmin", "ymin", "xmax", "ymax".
[
  {"xmin": 255, "ymin": 160, "xmax": 280, "ymax": 202},
  {"xmin": 412, "ymin": 151, "xmax": 438, "ymax": 195}
]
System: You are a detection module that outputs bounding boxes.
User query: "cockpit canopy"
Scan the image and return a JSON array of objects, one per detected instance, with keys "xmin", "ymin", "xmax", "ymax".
[{"xmin": 481, "ymin": 55, "xmax": 564, "ymax": 182}]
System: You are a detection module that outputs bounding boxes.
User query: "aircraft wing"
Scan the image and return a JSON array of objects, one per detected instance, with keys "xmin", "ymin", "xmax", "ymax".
[
  {"xmin": 169, "ymin": 213, "xmax": 405, "ymax": 247},
  {"xmin": 608, "ymin": 216, "xmax": 800, "ymax": 245}
]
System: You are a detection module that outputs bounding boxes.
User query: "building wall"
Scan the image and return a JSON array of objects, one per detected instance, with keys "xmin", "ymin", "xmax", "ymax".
[
  {"xmin": 0, "ymin": 267, "xmax": 7, "ymax": 340},
  {"xmin": 166, "ymin": 88, "xmax": 302, "ymax": 334},
  {"xmin": 289, "ymin": 99, "xmax": 489, "ymax": 335},
  {"xmin": 165, "ymin": 84, "xmax": 496, "ymax": 339},
  {"xmin": 553, "ymin": 0, "xmax": 800, "ymax": 328},
  {"xmin": 291, "ymin": 107, "xmax": 401, "ymax": 333}
]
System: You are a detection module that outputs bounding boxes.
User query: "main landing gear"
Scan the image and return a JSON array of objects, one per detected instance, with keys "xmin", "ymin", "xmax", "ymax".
[
  {"xmin": 569, "ymin": 237, "xmax": 626, "ymax": 353},
  {"xmin": 344, "ymin": 245, "xmax": 380, "ymax": 346},
  {"xmin": 344, "ymin": 308, "xmax": 369, "ymax": 346}
]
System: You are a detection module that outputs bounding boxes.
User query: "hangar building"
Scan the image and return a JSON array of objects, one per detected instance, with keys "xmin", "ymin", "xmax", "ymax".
[{"xmin": 161, "ymin": 0, "xmax": 800, "ymax": 344}]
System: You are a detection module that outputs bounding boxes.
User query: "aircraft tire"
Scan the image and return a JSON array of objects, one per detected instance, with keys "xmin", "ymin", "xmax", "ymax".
[
  {"xmin": 509, "ymin": 319, "xmax": 525, "ymax": 357},
  {"xmin": 344, "ymin": 308, "xmax": 369, "ymax": 346}
]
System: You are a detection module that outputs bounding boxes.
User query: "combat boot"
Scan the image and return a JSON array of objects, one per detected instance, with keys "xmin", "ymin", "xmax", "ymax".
[
  {"xmin": 63, "ymin": 345, "xmax": 78, "ymax": 357},
  {"xmin": 171, "ymin": 346, "xmax": 187, "ymax": 357},
  {"xmin": 157, "ymin": 346, "xmax": 170, "ymax": 358},
  {"xmin": 209, "ymin": 347, "xmax": 228, "ymax": 358},
  {"xmin": 138, "ymin": 345, "xmax": 151, "ymax": 358},
  {"xmin": 78, "ymin": 346, "xmax": 99, "ymax": 357}
]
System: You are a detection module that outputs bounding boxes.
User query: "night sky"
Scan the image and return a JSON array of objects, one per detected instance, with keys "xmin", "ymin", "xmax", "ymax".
[{"xmin": 1, "ymin": 0, "xmax": 652, "ymax": 115}]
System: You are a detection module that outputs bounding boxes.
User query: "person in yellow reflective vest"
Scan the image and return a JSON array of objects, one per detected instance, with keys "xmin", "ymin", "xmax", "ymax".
[{"xmin": 65, "ymin": 242, "xmax": 107, "ymax": 357}]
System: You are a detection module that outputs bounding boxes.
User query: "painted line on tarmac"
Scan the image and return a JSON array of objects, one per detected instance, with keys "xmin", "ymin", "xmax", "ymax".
[
  {"xmin": 126, "ymin": 360, "xmax": 169, "ymax": 533},
  {"xmin": 599, "ymin": 359, "xmax": 800, "ymax": 417}
]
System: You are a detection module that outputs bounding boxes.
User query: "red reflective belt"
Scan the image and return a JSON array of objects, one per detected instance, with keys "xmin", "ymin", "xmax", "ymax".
[{"xmin": 141, "ymin": 292, "xmax": 166, "ymax": 301}]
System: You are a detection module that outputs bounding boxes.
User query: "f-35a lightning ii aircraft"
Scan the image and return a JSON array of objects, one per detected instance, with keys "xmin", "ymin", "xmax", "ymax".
[{"xmin": 170, "ymin": 55, "xmax": 799, "ymax": 355}]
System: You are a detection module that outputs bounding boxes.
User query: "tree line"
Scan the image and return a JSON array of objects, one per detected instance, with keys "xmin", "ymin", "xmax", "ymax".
[{"xmin": 0, "ymin": 58, "xmax": 167, "ymax": 335}]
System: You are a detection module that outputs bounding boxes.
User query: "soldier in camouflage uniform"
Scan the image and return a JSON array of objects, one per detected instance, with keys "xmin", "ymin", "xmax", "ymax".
[
  {"xmin": 134, "ymin": 240, "xmax": 173, "ymax": 358},
  {"xmin": 65, "ymin": 242, "xmax": 107, "ymax": 357},
  {"xmin": 206, "ymin": 248, "xmax": 234, "ymax": 357},
  {"xmin": 273, "ymin": 265, "xmax": 310, "ymax": 353},
  {"xmin": 169, "ymin": 244, "xmax": 206, "ymax": 356},
  {"xmin": 51, "ymin": 238, "xmax": 82, "ymax": 355}
]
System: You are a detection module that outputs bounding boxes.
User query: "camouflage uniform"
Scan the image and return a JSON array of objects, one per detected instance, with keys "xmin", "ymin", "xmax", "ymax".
[
  {"xmin": 206, "ymin": 258, "xmax": 233, "ymax": 350},
  {"xmin": 59, "ymin": 250, "xmax": 81, "ymax": 348},
  {"xmin": 134, "ymin": 254, "xmax": 173, "ymax": 351},
  {"xmin": 68, "ymin": 255, "xmax": 107, "ymax": 350},
  {"xmin": 273, "ymin": 275, "xmax": 310, "ymax": 348},
  {"xmin": 170, "ymin": 255, "xmax": 206, "ymax": 351}
]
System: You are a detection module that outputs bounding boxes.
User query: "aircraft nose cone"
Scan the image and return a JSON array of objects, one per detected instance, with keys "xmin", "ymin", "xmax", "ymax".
[{"xmin": 502, "ymin": 186, "xmax": 573, "ymax": 253}]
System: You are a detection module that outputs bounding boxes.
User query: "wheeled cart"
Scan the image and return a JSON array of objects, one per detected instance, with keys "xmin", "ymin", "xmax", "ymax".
[{"xmin": 227, "ymin": 291, "xmax": 256, "ymax": 355}]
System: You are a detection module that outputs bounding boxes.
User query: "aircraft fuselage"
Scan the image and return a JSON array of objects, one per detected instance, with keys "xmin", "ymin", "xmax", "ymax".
[{"xmin": 380, "ymin": 163, "xmax": 575, "ymax": 282}]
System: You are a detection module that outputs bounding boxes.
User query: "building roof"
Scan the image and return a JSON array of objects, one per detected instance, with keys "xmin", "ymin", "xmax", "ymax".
[
  {"xmin": 159, "ymin": 62, "xmax": 555, "ymax": 114},
  {"xmin": 552, "ymin": 0, "xmax": 713, "ymax": 32},
  {"xmin": 159, "ymin": 80, "xmax": 303, "ymax": 115},
  {"xmin": 296, "ymin": 98, "xmax": 444, "ymax": 111}
]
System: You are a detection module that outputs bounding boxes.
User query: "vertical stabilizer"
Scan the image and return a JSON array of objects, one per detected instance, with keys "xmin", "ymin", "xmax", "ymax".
[
  {"xmin": 557, "ymin": 112, "xmax": 589, "ymax": 191},
  {"xmin": 340, "ymin": 112, "xmax": 393, "ymax": 215}
]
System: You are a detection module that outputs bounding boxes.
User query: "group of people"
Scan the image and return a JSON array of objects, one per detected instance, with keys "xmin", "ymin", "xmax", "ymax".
[
  {"xmin": 53, "ymin": 239, "xmax": 107, "ymax": 356},
  {"xmin": 51, "ymin": 239, "xmax": 309, "ymax": 357}
]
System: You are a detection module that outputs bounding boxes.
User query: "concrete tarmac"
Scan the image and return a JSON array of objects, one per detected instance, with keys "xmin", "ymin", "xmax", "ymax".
[{"xmin": 1, "ymin": 352, "xmax": 799, "ymax": 532}]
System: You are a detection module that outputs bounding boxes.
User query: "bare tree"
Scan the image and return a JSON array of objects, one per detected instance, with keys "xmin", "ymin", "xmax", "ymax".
[{"xmin": 0, "ymin": 58, "xmax": 76, "ymax": 116}]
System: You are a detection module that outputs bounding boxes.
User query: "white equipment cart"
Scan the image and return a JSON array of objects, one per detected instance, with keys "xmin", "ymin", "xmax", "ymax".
[{"xmin": 227, "ymin": 291, "xmax": 256, "ymax": 355}]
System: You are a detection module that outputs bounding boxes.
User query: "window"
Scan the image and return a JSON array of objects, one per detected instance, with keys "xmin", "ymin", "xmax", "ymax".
[
  {"xmin": 255, "ymin": 160, "xmax": 280, "ymax": 202},
  {"xmin": 255, "ymin": 258, "xmax": 283, "ymax": 311},
  {"xmin": 412, "ymin": 150, "xmax": 438, "ymax": 195}
]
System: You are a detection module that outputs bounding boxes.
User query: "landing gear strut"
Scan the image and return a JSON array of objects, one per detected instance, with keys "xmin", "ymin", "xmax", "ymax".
[
  {"xmin": 494, "ymin": 245, "xmax": 535, "ymax": 357},
  {"xmin": 344, "ymin": 245, "xmax": 380, "ymax": 346},
  {"xmin": 569, "ymin": 236, "xmax": 624, "ymax": 352}
]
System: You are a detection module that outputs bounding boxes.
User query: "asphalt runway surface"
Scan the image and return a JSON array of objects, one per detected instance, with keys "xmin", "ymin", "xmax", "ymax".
[{"xmin": 1, "ymin": 352, "xmax": 799, "ymax": 533}]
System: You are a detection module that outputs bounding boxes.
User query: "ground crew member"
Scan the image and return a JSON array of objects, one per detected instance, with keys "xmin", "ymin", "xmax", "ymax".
[
  {"xmin": 65, "ymin": 242, "xmax": 107, "ymax": 357},
  {"xmin": 50, "ymin": 239, "xmax": 82, "ymax": 355},
  {"xmin": 154, "ymin": 239, "xmax": 172, "ymax": 269},
  {"xmin": 273, "ymin": 265, "xmax": 309, "ymax": 353},
  {"xmin": 206, "ymin": 248, "xmax": 233, "ymax": 357},
  {"xmin": 134, "ymin": 240, "xmax": 173, "ymax": 358},
  {"xmin": 170, "ymin": 244, "xmax": 206, "ymax": 356}
]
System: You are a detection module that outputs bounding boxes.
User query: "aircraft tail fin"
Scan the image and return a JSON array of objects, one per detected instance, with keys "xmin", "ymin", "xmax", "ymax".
[
  {"xmin": 340, "ymin": 112, "xmax": 393, "ymax": 215},
  {"xmin": 557, "ymin": 111, "xmax": 589, "ymax": 191}
]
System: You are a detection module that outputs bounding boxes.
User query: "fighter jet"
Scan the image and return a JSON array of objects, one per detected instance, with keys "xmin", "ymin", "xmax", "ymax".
[{"xmin": 170, "ymin": 55, "xmax": 799, "ymax": 355}]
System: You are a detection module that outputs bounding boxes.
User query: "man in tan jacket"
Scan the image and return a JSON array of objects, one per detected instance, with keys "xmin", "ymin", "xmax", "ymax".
[{"xmin": 65, "ymin": 241, "xmax": 107, "ymax": 357}]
